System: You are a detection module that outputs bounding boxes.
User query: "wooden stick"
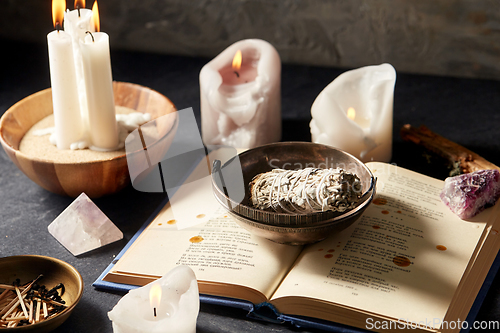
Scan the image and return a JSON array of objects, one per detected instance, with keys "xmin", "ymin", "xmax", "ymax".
[
  {"xmin": 400, "ymin": 124, "xmax": 499, "ymax": 175},
  {"xmin": 15, "ymin": 286, "xmax": 29, "ymax": 318},
  {"xmin": 0, "ymin": 288, "xmax": 13, "ymax": 303},
  {"xmin": 0, "ymin": 284, "xmax": 25, "ymax": 291},
  {"xmin": 43, "ymin": 301, "xmax": 48, "ymax": 319},
  {"xmin": 1, "ymin": 299, "xmax": 20, "ymax": 320},
  {"xmin": 29, "ymin": 300, "xmax": 33, "ymax": 323},
  {"xmin": 35, "ymin": 299, "xmax": 41, "ymax": 323}
]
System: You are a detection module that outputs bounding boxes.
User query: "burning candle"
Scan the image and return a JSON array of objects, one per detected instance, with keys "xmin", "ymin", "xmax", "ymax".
[
  {"xmin": 80, "ymin": 1, "xmax": 119, "ymax": 151},
  {"xmin": 47, "ymin": 0, "xmax": 84, "ymax": 149},
  {"xmin": 200, "ymin": 39, "xmax": 281, "ymax": 149},
  {"xmin": 64, "ymin": 0, "xmax": 93, "ymax": 130},
  {"xmin": 310, "ymin": 63, "xmax": 396, "ymax": 163},
  {"xmin": 108, "ymin": 266, "xmax": 199, "ymax": 333}
]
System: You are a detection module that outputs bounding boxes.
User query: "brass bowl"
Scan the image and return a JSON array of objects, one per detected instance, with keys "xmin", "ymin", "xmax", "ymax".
[
  {"xmin": 212, "ymin": 142, "xmax": 375, "ymax": 245},
  {"xmin": 0, "ymin": 255, "xmax": 84, "ymax": 332},
  {"xmin": 0, "ymin": 82, "xmax": 177, "ymax": 198}
]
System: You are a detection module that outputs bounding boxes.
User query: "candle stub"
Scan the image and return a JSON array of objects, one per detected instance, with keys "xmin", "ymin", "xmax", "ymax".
[
  {"xmin": 310, "ymin": 63, "xmax": 396, "ymax": 163},
  {"xmin": 200, "ymin": 39, "xmax": 281, "ymax": 149},
  {"xmin": 108, "ymin": 266, "xmax": 199, "ymax": 333}
]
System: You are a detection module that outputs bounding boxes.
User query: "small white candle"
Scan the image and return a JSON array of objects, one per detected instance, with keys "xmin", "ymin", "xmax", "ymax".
[
  {"xmin": 47, "ymin": 0, "xmax": 84, "ymax": 150},
  {"xmin": 310, "ymin": 63, "xmax": 396, "ymax": 163},
  {"xmin": 108, "ymin": 266, "xmax": 199, "ymax": 333},
  {"xmin": 200, "ymin": 39, "xmax": 281, "ymax": 149},
  {"xmin": 80, "ymin": 1, "xmax": 119, "ymax": 150},
  {"xmin": 64, "ymin": 0, "xmax": 93, "ymax": 130}
]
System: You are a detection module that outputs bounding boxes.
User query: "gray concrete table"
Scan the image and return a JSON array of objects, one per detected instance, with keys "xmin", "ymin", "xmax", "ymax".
[{"xmin": 1, "ymin": 39, "xmax": 499, "ymax": 332}]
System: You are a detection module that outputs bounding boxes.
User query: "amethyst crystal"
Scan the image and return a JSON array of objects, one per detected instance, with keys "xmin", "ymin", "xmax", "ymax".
[{"xmin": 440, "ymin": 169, "xmax": 500, "ymax": 219}]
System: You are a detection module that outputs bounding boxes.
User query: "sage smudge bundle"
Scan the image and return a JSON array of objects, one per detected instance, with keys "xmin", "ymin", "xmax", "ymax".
[{"xmin": 250, "ymin": 168, "xmax": 362, "ymax": 214}]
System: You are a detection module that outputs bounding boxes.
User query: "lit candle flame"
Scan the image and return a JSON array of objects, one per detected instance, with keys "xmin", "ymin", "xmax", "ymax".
[
  {"xmin": 347, "ymin": 107, "xmax": 356, "ymax": 120},
  {"xmin": 149, "ymin": 284, "xmax": 162, "ymax": 317},
  {"xmin": 52, "ymin": 0, "xmax": 66, "ymax": 29},
  {"xmin": 91, "ymin": 1, "xmax": 100, "ymax": 32},
  {"xmin": 232, "ymin": 50, "xmax": 242, "ymax": 72},
  {"xmin": 74, "ymin": 0, "xmax": 85, "ymax": 9}
]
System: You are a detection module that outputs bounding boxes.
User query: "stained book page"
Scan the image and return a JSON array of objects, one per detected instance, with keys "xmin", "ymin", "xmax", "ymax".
[
  {"xmin": 105, "ymin": 152, "xmax": 302, "ymax": 302},
  {"xmin": 271, "ymin": 163, "xmax": 489, "ymax": 329}
]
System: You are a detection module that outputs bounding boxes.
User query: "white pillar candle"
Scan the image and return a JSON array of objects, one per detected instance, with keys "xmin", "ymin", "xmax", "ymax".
[
  {"xmin": 80, "ymin": 28, "xmax": 119, "ymax": 150},
  {"xmin": 200, "ymin": 39, "xmax": 281, "ymax": 149},
  {"xmin": 108, "ymin": 266, "xmax": 200, "ymax": 333},
  {"xmin": 310, "ymin": 63, "xmax": 396, "ymax": 163},
  {"xmin": 64, "ymin": 5, "xmax": 93, "ymax": 131},
  {"xmin": 47, "ymin": 0, "xmax": 84, "ymax": 150}
]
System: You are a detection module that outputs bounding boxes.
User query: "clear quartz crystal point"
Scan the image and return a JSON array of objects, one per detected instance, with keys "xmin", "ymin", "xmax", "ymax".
[
  {"xmin": 48, "ymin": 192, "xmax": 123, "ymax": 256},
  {"xmin": 440, "ymin": 169, "xmax": 500, "ymax": 219}
]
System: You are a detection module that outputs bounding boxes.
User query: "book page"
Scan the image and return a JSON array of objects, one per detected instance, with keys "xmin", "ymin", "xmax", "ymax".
[
  {"xmin": 271, "ymin": 162, "xmax": 489, "ymax": 329},
  {"xmin": 105, "ymin": 150, "xmax": 302, "ymax": 303}
]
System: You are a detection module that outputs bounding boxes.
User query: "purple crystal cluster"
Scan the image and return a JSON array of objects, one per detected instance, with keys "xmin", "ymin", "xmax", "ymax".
[{"xmin": 440, "ymin": 169, "xmax": 500, "ymax": 219}]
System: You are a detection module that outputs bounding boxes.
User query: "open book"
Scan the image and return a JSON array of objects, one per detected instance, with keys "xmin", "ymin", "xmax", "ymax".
[{"xmin": 100, "ymin": 159, "xmax": 500, "ymax": 333}]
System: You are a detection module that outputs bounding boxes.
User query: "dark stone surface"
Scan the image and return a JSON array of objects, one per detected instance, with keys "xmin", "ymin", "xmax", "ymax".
[{"xmin": 1, "ymin": 38, "xmax": 499, "ymax": 332}]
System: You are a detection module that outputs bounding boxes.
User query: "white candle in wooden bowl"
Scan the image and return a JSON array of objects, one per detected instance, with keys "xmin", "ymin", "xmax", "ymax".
[
  {"xmin": 47, "ymin": 0, "xmax": 84, "ymax": 150},
  {"xmin": 64, "ymin": 0, "xmax": 93, "ymax": 129},
  {"xmin": 80, "ymin": 1, "xmax": 119, "ymax": 151},
  {"xmin": 310, "ymin": 63, "xmax": 396, "ymax": 163},
  {"xmin": 200, "ymin": 39, "xmax": 281, "ymax": 149}
]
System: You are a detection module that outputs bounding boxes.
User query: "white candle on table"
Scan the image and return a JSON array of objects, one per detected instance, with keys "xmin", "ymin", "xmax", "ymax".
[
  {"xmin": 80, "ymin": 0, "xmax": 119, "ymax": 151},
  {"xmin": 200, "ymin": 39, "xmax": 281, "ymax": 149},
  {"xmin": 47, "ymin": 0, "xmax": 84, "ymax": 150},
  {"xmin": 310, "ymin": 63, "xmax": 396, "ymax": 163},
  {"xmin": 64, "ymin": 0, "xmax": 93, "ymax": 131},
  {"xmin": 108, "ymin": 266, "xmax": 200, "ymax": 333}
]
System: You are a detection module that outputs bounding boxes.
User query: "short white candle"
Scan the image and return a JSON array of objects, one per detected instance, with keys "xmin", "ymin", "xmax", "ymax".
[
  {"xmin": 47, "ymin": 0, "xmax": 84, "ymax": 150},
  {"xmin": 64, "ymin": 2, "xmax": 93, "ymax": 130},
  {"xmin": 200, "ymin": 39, "xmax": 281, "ymax": 149},
  {"xmin": 108, "ymin": 266, "xmax": 199, "ymax": 333},
  {"xmin": 80, "ymin": 2, "xmax": 119, "ymax": 151},
  {"xmin": 310, "ymin": 63, "xmax": 396, "ymax": 163}
]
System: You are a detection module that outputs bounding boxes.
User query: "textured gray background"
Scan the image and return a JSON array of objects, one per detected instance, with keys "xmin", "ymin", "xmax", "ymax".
[{"xmin": 2, "ymin": 0, "xmax": 500, "ymax": 80}]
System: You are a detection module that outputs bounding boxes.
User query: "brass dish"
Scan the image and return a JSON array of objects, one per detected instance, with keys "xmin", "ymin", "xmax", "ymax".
[
  {"xmin": 212, "ymin": 142, "xmax": 376, "ymax": 245},
  {"xmin": 0, "ymin": 255, "xmax": 84, "ymax": 332}
]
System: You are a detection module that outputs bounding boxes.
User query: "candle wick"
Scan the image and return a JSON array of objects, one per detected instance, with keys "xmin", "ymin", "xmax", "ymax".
[
  {"xmin": 85, "ymin": 31, "xmax": 94, "ymax": 42},
  {"xmin": 233, "ymin": 71, "xmax": 240, "ymax": 78},
  {"xmin": 55, "ymin": 22, "xmax": 62, "ymax": 32},
  {"xmin": 77, "ymin": 5, "xmax": 81, "ymax": 17},
  {"xmin": 154, "ymin": 307, "xmax": 157, "ymax": 317}
]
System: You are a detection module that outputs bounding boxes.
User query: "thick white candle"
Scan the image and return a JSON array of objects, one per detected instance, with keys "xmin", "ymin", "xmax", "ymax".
[
  {"xmin": 80, "ymin": 31, "xmax": 119, "ymax": 150},
  {"xmin": 47, "ymin": 29, "xmax": 84, "ymax": 150},
  {"xmin": 108, "ymin": 266, "xmax": 199, "ymax": 333},
  {"xmin": 200, "ymin": 39, "xmax": 281, "ymax": 149},
  {"xmin": 64, "ymin": 7, "xmax": 93, "ymax": 130},
  {"xmin": 310, "ymin": 63, "xmax": 396, "ymax": 163}
]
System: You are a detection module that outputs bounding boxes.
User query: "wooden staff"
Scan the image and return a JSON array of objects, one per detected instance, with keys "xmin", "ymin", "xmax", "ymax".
[{"xmin": 400, "ymin": 124, "xmax": 499, "ymax": 175}]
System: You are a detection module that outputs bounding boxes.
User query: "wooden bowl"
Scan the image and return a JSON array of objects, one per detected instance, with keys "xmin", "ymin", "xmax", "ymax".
[
  {"xmin": 0, "ymin": 82, "xmax": 176, "ymax": 198},
  {"xmin": 0, "ymin": 255, "xmax": 84, "ymax": 332}
]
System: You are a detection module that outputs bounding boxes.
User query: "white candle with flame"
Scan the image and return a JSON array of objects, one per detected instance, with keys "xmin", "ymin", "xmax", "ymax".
[
  {"xmin": 80, "ymin": 1, "xmax": 119, "ymax": 150},
  {"xmin": 310, "ymin": 63, "xmax": 396, "ymax": 163},
  {"xmin": 47, "ymin": 0, "xmax": 84, "ymax": 149},
  {"xmin": 64, "ymin": 0, "xmax": 93, "ymax": 131},
  {"xmin": 108, "ymin": 266, "xmax": 199, "ymax": 333},
  {"xmin": 80, "ymin": 1, "xmax": 118, "ymax": 150},
  {"xmin": 200, "ymin": 39, "xmax": 281, "ymax": 149}
]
